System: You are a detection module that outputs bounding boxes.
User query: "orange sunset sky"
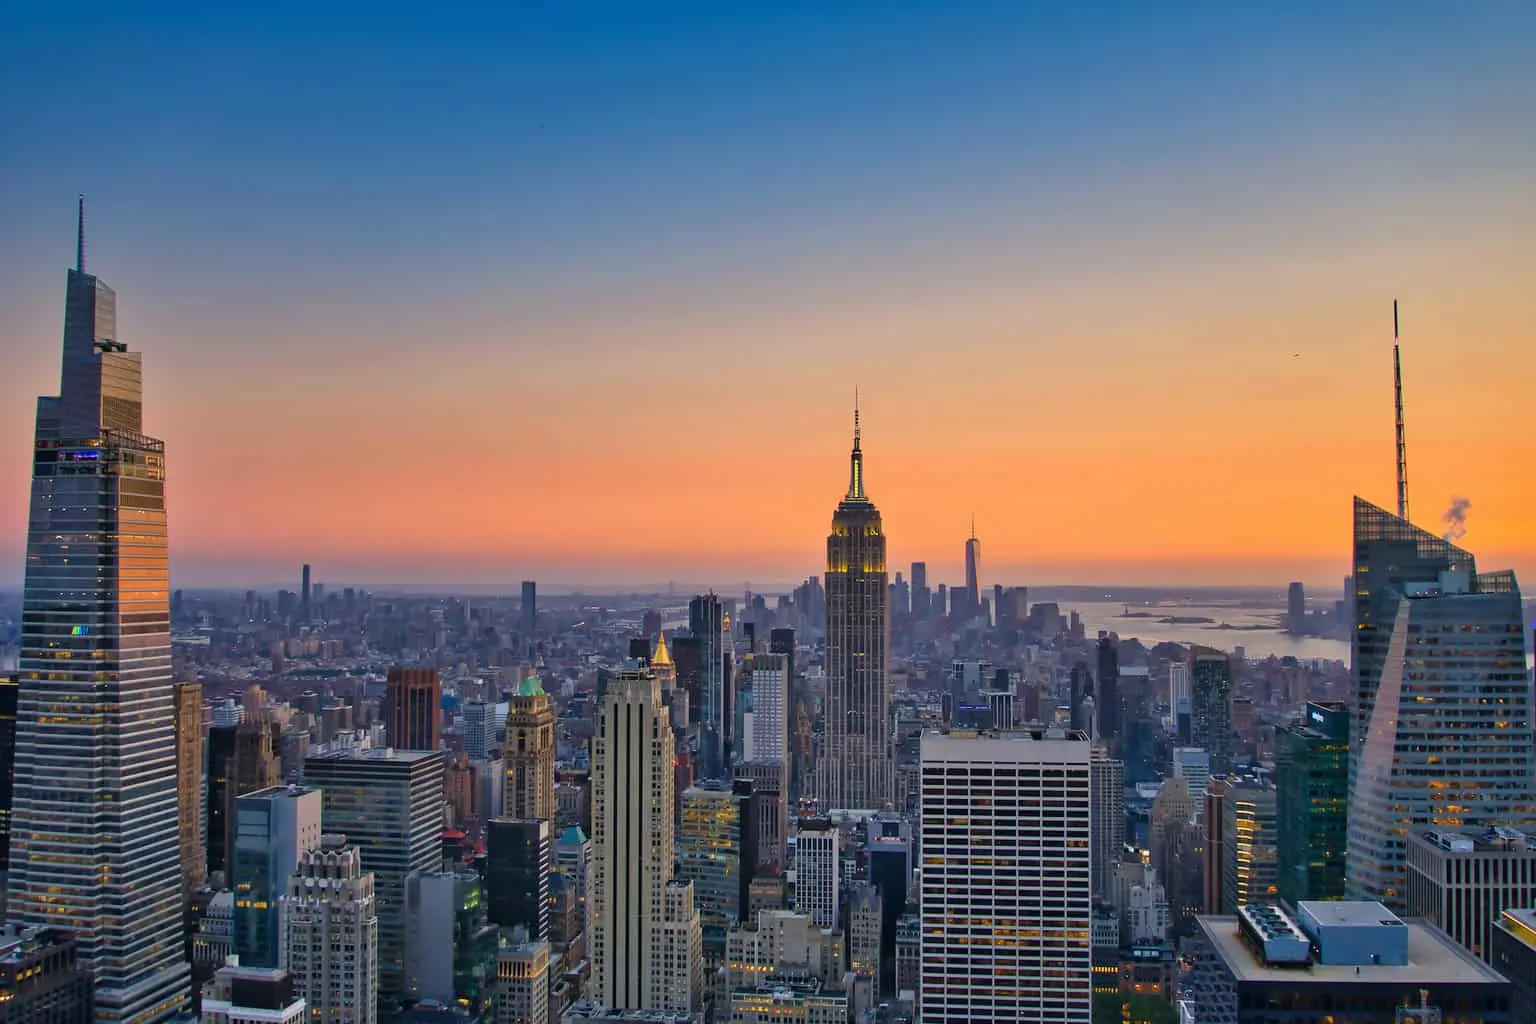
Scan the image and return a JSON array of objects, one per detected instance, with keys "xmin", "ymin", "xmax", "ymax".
[{"xmin": 0, "ymin": 6, "xmax": 1532, "ymax": 590}]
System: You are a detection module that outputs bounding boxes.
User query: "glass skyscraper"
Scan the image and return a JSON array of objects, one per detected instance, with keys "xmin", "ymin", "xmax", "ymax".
[
  {"xmin": 1345, "ymin": 497, "xmax": 1534, "ymax": 910},
  {"xmin": 8, "ymin": 205, "xmax": 191, "ymax": 1021},
  {"xmin": 1275, "ymin": 700, "xmax": 1349, "ymax": 904}
]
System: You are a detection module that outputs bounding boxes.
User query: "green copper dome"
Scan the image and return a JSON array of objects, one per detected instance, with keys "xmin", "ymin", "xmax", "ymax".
[{"xmin": 514, "ymin": 674, "xmax": 545, "ymax": 697}]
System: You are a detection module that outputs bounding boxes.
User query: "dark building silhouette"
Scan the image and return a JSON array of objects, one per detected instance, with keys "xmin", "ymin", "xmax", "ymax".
[
  {"xmin": 689, "ymin": 594, "xmax": 729, "ymax": 779},
  {"xmin": 0, "ymin": 673, "xmax": 15, "ymax": 873},
  {"xmin": 485, "ymin": 818, "xmax": 551, "ymax": 940},
  {"xmin": 1095, "ymin": 634, "xmax": 1120, "ymax": 745},
  {"xmin": 300, "ymin": 564, "xmax": 312, "ymax": 623},
  {"xmin": 0, "ymin": 926, "xmax": 94, "ymax": 1022},
  {"xmin": 671, "ymin": 636, "xmax": 703, "ymax": 727},
  {"xmin": 1286, "ymin": 581, "xmax": 1306, "ymax": 636},
  {"xmin": 1191, "ymin": 650, "xmax": 1233, "ymax": 775},
  {"xmin": 520, "ymin": 581, "xmax": 537, "ymax": 634},
  {"xmin": 384, "ymin": 667, "xmax": 441, "ymax": 751},
  {"xmin": 205, "ymin": 723, "xmax": 281, "ymax": 878}
]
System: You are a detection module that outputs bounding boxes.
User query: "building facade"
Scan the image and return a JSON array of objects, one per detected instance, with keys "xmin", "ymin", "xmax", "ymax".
[
  {"xmin": 280, "ymin": 835, "xmax": 379, "ymax": 1024},
  {"xmin": 231, "ymin": 785, "xmax": 323, "ymax": 968},
  {"xmin": 503, "ymin": 675, "xmax": 555, "ymax": 821},
  {"xmin": 1090, "ymin": 750, "xmax": 1126, "ymax": 902},
  {"xmin": 7, "ymin": 208, "xmax": 191, "ymax": 1022},
  {"xmin": 818, "ymin": 409, "xmax": 892, "ymax": 812},
  {"xmin": 1275, "ymin": 701, "xmax": 1348, "ymax": 905},
  {"xmin": 384, "ymin": 667, "xmax": 441, "ymax": 752},
  {"xmin": 919, "ymin": 730, "xmax": 1092, "ymax": 1024},
  {"xmin": 486, "ymin": 818, "xmax": 552, "ymax": 939},
  {"xmin": 176, "ymin": 680, "xmax": 207, "ymax": 901},
  {"xmin": 1190, "ymin": 650, "xmax": 1232, "ymax": 775},
  {"xmin": 792, "ymin": 820, "xmax": 840, "ymax": 930},
  {"xmin": 1405, "ymin": 828, "xmax": 1536, "ymax": 962}
]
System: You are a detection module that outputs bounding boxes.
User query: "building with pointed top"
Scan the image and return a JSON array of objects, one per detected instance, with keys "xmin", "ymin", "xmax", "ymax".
[
  {"xmin": 816, "ymin": 406, "xmax": 892, "ymax": 812},
  {"xmin": 963, "ymin": 518, "xmax": 981, "ymax": 622},
  {"xmin": 504, "ymin": 672, "xmax": 555, "ymax": 822},
  {"xmin": 7, "ymin": 202, "xmax": 192, "ymax": 1021}
]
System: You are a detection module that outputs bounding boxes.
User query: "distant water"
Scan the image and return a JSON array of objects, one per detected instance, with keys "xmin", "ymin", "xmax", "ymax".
[{"xmin": 1067, "ymin": 600, "xmax": 1350, "ymax": 663}]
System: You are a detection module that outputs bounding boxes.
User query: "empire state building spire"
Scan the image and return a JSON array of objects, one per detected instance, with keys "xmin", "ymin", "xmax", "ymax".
[{"xmin": 846, "ymin": 393, "xmax": 868, "ymax": 503}]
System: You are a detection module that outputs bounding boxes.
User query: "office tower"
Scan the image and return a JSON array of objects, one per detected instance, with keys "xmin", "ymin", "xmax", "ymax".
[
  {"xmin": 486, "ymin": 819, "xmax": 552, "ymax": 939},
  {"xmin": 1169, "ymin": 661, "xmax": 1192, "ymax": 743},
  {"xmin": 1286, "ymin": 581, "xmax": 1306, "ymax": 636},
  {"xmin": 1186, "ymin": 902, "xmax": 1513, "ymax": 1023},
  {"xmin": 733, "ymin": 760, "xmax": 787, "ymax": 871},
  {"xmin": 232, "ymin": 786, "xmax": 323, "ymax": 968},
  {"xmin": 793, "ymin": 819, "xmax": 840, "ymax": 929},
  {"xmin": 1275, "ymin": 701, "xmax": 1349, "ymax": 905},
  {"xmin": 303, "ymin": 749, "xmax": 445, "ymax": 1003},
  {"xmin": 7, "ymin": 206, "xmax": 191, "ymax": 1020},
  {"xmin": 403, "ymin": 869, "xmax": 497, "ymax": 1011},
  {"xmin": 1220, "ymin": 776, "xmax": 1278, "ymax": 913},
  {"xmin": 1202, "ymin": 778, "xmax": 1230, "ymax": 914},
  {"xmin": 689, "ymin": 593, "xmax": 728, "ymax": 779},
  {"xmin": 520, "ymin": 581, "xmax": 537, "ymax": 634},
  {"xmin": 1173, "ymin": 747, "xmax": 1212, "ymax": 818},
  {"xmin": 1090, "ymin": 750, "xmax": 1126, "ymax": 901},
  {"xmin": 1347, "ymin": 498, "xmax": 1533, "ymax": 910},
  {"xmin": 818, "ymin": 407, "xmax": 892, "ymax": 811},
  {"xmin": 280, "ymin": 836, "xmax": 378, "ymax": 1024},
  {"xmin": 207, "ymin": 721, "xmax": 283, "ymax": 878},
  {"xmin": 847, "ymin": 883, "xmax": 882, "ymax": 979},
  {"xmin": 1190, "ymin": 649, "xmax": 1233, "ymax": 775},
  {"xmin": 1491, "ymin": 910, "xmax": 1536, "ymax": 1023},
  {"xmin": 0, "ymin": 926, "xmax": 94, "ymax": 1021},
  {"xmin": 1094, "ymin": 634, "xmax": 1120, "ymax": 745},
  {"xmin": 384, "ymin": 667, "xmax": 441, "ymax": 751},
  {"xmin": 909, "ymin": 562, "xmax": 930, "ymax": 621},
  {"xmin": 503, "ymin": 674, "xmax": 555, "ymax": 821},
  {"xmin": 919, "ymin": 730, "xmax": 1093, "ymax": 1024},
  {"xmin": 739, "ymin": 653, "xmax": 788, "ymax": 769},
  {"xmin": 678, "ymin": 781, "xmax": 757, "ymax": 962},
  {"xmin": 867, "ymin": 823, "xmax": 911, "ymax": 996},
  {"xmin": 463, "ymin": 702, "xmax": 495, "ymax": 761},
  {"xmin": 198, "ymin": 961, "xmax": 305, "ymax": 1024},
  {"xmin": 0, "ymin": 673, "xmax": 16, "ymax": 876},
  {"xmin": 963, "ymin": 519, "xmax": 981, "ymax": 618},
  {"xmin": 495, "ymin": 936, "xmax": 551, "ymax": 1024},
  {"xmin": 301, "ymin": 564, "xmax": 312, "ymax": 624},
  {"xmin": 1405, "ymin": 828, "xmax": 1536, "ymax": 962},
  {"xmin": 590, "ymin": 662, "xmax": 701, "ymax": 1012},
  {"xmin": 175, "ymin": 681, "xmax": 206, "ymax": 898},
  {"xmin": 554, "ymin": 825, "xmax": 592, "ymax": 929}
]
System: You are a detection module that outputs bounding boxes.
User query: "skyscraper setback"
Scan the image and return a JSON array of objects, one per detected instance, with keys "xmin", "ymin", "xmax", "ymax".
[
  {"xmin": 7, "ymin": 204, "xmax": 191, "ymax": 1020},
  {"xmin": 817, "ymin": 406, "xmax": 892, "ymax": 811}
]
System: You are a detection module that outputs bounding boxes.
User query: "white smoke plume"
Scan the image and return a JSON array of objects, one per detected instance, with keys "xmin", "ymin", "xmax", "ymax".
[{"xmin": 1442, "ymin": 497, "xmax": 1472, "ymax": 542}]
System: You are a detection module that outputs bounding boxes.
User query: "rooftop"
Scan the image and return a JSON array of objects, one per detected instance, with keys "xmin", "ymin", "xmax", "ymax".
[
  {"xmin": 305, "ymin": 747, "xmax": 443, "ymax": 763},
  {"xmin": 1498, "ymin": 908, "xmax": 1536, "ymax": 949},
  {"xmin": 1197, "ymin": 915, "xmax": 1506, "ymax": 987},
  {"xmin": 1414, "ymin": 828, "xmax": 1536, "ymax": 854},
  {"xmin": 1296, "ymin": 900, "xmax": 1404, "ymax": 929}
]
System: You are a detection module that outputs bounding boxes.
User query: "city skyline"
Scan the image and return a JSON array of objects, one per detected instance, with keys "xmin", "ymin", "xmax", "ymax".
[{"xmin": 3, "ymin": 5, "xmax": 1534, "ymax": 588}]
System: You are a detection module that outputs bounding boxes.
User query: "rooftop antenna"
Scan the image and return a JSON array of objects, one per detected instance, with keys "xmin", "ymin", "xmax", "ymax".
[
  {"xmin": 1393, "ymin": 300, "xmax": 1409, "ymax": 522},
  {"xmin": 854, "ymin": 386, "xmax": 861, "ymax": 448},
  {"xmin": 76, "ymin": 194, "xmax": 85, "ymax": 273}
]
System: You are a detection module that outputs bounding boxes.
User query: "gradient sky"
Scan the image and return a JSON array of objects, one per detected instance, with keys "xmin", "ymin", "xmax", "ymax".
[{"xmin": 2, "ymin": 2, "xmax": 1533, "ymax": 590}]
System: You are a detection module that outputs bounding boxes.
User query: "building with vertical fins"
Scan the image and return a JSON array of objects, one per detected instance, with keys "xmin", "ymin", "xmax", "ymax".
[
  {"xmin": 817, "ymin": 405, "xmax": 892, "ymax": 812},
  {"xmin": 503, "ymin": 672, "xmax": 555, "ymax": 821},
  {"xmin": 176, "ymin": 680, "xmax": 207, "ymax": 901},
  {"xmin": 7, "ymin": 202, "xmax": 192, "ymax": 1021},
  {"xmin": 384, "ymin": 667, "xmax": 441, "ymax": 752},
  {"xmin": 1345, "ymin": 497, "xmax": 1533, "ymax": 910}
]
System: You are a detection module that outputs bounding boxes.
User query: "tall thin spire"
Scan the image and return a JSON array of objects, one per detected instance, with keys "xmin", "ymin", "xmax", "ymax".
[
  {"xmin": 76, "ymin": 194, "xmax": 85, "ymax": 273},
  {"xmin": 846, "ymin": 393, "xmax": 866, "ymax": 502},
  {"xmin": 970, "ymin": 513, "xmax": 976, "ymax": 540},
  {"xmin": 1393, "ymin": 299, "xmax": 1409, "ymax": 522}
]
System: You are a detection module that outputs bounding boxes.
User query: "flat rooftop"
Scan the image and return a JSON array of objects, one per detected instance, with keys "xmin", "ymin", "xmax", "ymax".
[
  {"xmin": 1297, "ymin": 900, "xmax": 1401, "ymax": 928},
  {"xmin": 1198, "ymin": 916, "xmax": 1507, "ymax": 986}
]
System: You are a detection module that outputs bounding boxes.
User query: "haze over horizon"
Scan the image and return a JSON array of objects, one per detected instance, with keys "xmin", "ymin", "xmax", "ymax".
[{"xmin": 3, "ymin": 3, "xmax": 1533, "ymax": 589}]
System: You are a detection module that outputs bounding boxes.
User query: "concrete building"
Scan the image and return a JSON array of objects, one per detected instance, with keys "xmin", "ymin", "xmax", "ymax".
[
  {"xmin": 384, "ymin": 667, "xmax": 441, "ymax": 752},
  {"xmin": 1090, "ymin": 749, "xmax": 1125, "ymax": 901},
  {"xmin": 792, "ymin": 820, "xmax": 840, "ymax": 929},
  {"xmin": 1405, "ymin": 828, "xmax": 1536, "ymax": 962},
  {"xmin": 504, "ymin": 675, "xmax": 555, "ymax": 821},
  {"xmin": 302, "ymin": 748, "xmax": 445, "ymax": 1003},
  {"xmin": 0, "ymin": 925, "xmax": 93, "ymax": 1023},
  {"xmin": 1184, "ymin": 901, "xmax": 1512, "ymax": 1023},
  {"xmin": 177, "ymin": 680, "xmax": 208, "ymax": 900},
  {"xmin": 280, "ymin": 836, "xmax": 378, "ymax": 1024},
  {"xmin": 1490, "ymin": 908, "xmax": 1536, "ymax": 1024},
  {"xmin": 919, "ymin": 729, "xmax": 1092, "ymax": 1024},
  {"xmin": 231, "ymin": 785, "xmax": 323, "ymax": 968},
  {"xmin": 495, "ymin": 935, "xmax": 551, "ymax": 1024},
  {"xmin": 199, "ymin": 961, "xmax": 306, "ymax": 1024},
  {"xmin": 720, "ymin": 909, "xmax": 846, "ymax": 995}
]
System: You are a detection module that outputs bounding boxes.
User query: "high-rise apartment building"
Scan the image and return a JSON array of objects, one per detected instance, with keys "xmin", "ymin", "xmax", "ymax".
[
  {"xmin": 1405, "ymin": 828, "xmax": 1536, "ymax": 963},
  {"xmin": 1090, "ymin": 749, "xmax": 1126, "ymax": 901},
  {"xmin": 7, "ymin": 208, "xmax": 191, "ymax": 1021},
  {"xmin": 689, "ymin": 593, "xmax": 728, "ymax": 779},
  {"xmin": 793, "ymin": 819, "xmax": 841, "ymax": 929},
  {"xmin": 176, "ymin": 681, "xmax": 207, "ymax": 899},
  {"xmin": 232, "ymin": 786, "xmax": 323, "ymax": 968},
  {"xmin": 1190, "ymin": 650, "xmax": 1233, "ymax": 775},
  {"xmin": 818, "ymin": 409, "xmax": 891, "ymax": 811},
  {"xmin": 739, "ymin": 652, "xmax": 788, "ymax": 769},
  {"xmin": 919, "ymin": 729, "xmax": 1093, "ymax": 1024},
  {"xmin": 487, "ymin": 818, "xmax": 552, "ymax": 940},
  {"xmin": 1346, "ymin": 498, "xmax": 1533, "ymax": 910},
  {"xmin": 0, "ymin": 672, "xmax": 16, "ymax": 876},
  {"xmin": 280, "ymin": 835, "xmax": 379, "ymax": 1024},
  {"xmin": 384, "ymin": 667, "xmax": 441, "ymax": 752},
  {"xmin": 503, "ymin": 674, "xmax": 555, "ymax": 820},
  {"xmin": 302, "ymin": 748, "xmax": 445, "ymax": 1003},
  {"xmin": 1275, "ymin": 701, "xmax": 1349, "ymax": 904},
  {"xmin": 520, "ymin": 581, "xmax": 537, "ymax": 634},
  {"xmin": 589, "ymin": 662, "xmax": 701, "ymax": 1012}
]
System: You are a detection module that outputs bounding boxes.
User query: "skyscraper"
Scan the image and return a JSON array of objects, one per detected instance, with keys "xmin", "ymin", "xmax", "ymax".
[
  {"xmin": 818, "ymin": 406, "xmax": 892, "ymax": 811},
  {"xmin": 280, "ymin": 835, "xmax": 380, "ymax": 1024},
  {"xmin": 1090, "ymin": 749, "xmax": 1126, "ymax": 901},
  {"xmin": 384, "ymin": 667, "xmax": 441, "ymax": 751},
  {"xmin": 502, "ymin": 673, "xmax": 555, "ymax": 821},
  {"xmin": 301, "ymin": 564, "xmax": 312, "ymax": 624},
  {"xmin": 1221, "ymin": 776, "xmax": 1279, "ymax": 912},
  {"xmin": 689, "ymin": 593, "xmax": 728, "ymax": 779},
  {"xmin": 1096, "ymin": 633, "xmax": 1120, "ymax": 745},
  {"xmin": 963, "ymin": 518, "xmax": 981, "ymax": 621},
  {"xmin": 175, "ymin": 680, "xmax": 206, "ymax": 901},
  {"xmin": 919, "ymin": 730, "xmax": 1093, "ymax": 1023},
  {"xmin": 1345, "ymin": 498, "xmax": 1533, "ymax": 910},
  {"xmin": 520, "ymin": 580, "xmax": 537, "ymax": 634},
  {"xmin": 589, "ymin": 661, "xmax": 702, "ymax": 1012},
  {"xmin": 0, "ymin": 672, "xmax": 16, "ymax": 876},
  {"xmin": 7, "ymin": 204, "xmax": 191, "ymax": 1020},
  {"xmin": 486, "ymin": 818, "xmax": 552, "ymax": 940},
  {"xmin": 1275, "ymin": 701, "xmax": 1349, "ymax": 905},
  {"xmin": 1286, "ymin": 581, "xmax": 1306, "ymax": 636},
  {"xmin": 303, "ymin": 748, "xmax": 446, "ymax": 1004},
  {"xmin": 793, "ymin": 819, "xmax": 841, "ymax": 929},
  {"xmin": 1190, "ymin": 649, "xmax": 1233, "ymax": 775},
  {"xmin": 232, "ymin": 785, "xmax": 323, "ymax": 968}
]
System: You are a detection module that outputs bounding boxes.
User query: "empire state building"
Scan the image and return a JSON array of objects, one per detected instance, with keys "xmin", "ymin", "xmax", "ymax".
[{"xmin": 817, "ymin": 406, "xmax": 892, "ymax": 811}]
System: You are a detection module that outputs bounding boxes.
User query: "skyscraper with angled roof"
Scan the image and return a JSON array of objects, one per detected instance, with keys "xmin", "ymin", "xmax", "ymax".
[
  {"xmin": 817, "ymin": 403, "xmax": 892, "ymax": 812},
  {"xmin": 1345, "ymin": 497, "xmax": 1534, "ymax": 910},
  {"xmin": 504, "ymin": 670, "xmax": 555, "ymax": 821},
  {"xmin": 7, "ymin": 201, "xmax": 191, "ymax": 1021}
]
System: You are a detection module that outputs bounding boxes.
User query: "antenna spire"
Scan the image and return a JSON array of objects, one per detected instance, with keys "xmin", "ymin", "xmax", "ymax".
[
  {"xmin": 76, "ymin": 194, "xmax": 85, "ymax": 273},
  {"xmin": 1393, "ymin": 299, "xmax": 1410, "ymax": 522},
  {"xmin": 845, "ymin": 391, "xmax": 867, "ymax": 501}
]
